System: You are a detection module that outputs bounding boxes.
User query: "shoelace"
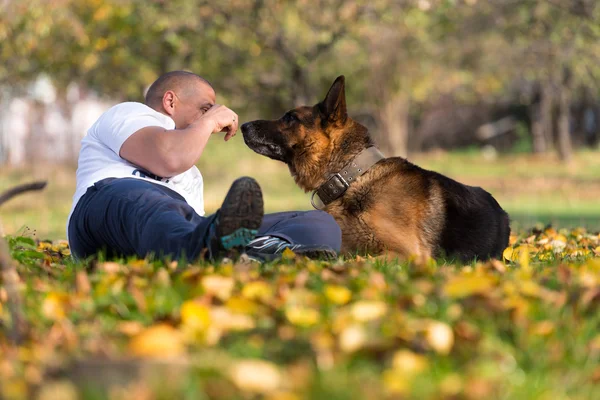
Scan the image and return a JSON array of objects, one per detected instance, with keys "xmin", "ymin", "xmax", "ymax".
[{"xmin": 247, "ymin": 236, "xmax": 300, "ymax": 254}]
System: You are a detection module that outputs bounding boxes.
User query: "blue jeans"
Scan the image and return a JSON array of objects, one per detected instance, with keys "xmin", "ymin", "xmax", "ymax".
[{"xmin": 68, "ymin": 178, "xmax": 341, "ymax": 260}]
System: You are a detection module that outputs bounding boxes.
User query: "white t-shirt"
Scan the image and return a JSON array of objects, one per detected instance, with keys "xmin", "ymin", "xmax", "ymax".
[{"xmin": 66, "ymin": 102, "xmax": 205, "ymax": 241}]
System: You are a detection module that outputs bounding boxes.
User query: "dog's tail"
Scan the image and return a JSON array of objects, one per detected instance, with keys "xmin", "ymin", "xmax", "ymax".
[{"xmin": 0, "ymin": 181, "xmax": 47, "ymax": 207}]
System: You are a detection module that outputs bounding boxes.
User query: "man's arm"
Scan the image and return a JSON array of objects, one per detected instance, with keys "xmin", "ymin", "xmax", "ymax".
[{"xmin": 120, "ymin": 105, "xmax": 238, "ymax": 178}]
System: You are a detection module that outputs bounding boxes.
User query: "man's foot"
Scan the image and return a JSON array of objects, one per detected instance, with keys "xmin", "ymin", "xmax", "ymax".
[
  {"xmin": 206, "ymin": 177, "xmax": 264, "ymax": 260},
  {"xmin": 245, "ymin": 235, "xmax": 338, "ymax": 262}
]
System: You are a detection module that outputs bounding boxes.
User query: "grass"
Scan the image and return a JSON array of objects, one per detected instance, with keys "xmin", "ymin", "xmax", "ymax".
[
  {"xmin": 2, "ymin": 148, "xmax": 600, "ymax": 398},
  {"xmin": 1, "ymin": 143, "xmax": 600, "ymax": 241},
  {"xmin": 1, "ymin": 227, "xmax": 600, "ymax": 399}
]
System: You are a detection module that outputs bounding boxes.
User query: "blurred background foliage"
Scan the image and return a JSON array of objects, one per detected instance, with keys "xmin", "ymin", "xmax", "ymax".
[{"xmin": 0, "ymin": 0, "xmax": 600, "ymax": 238}]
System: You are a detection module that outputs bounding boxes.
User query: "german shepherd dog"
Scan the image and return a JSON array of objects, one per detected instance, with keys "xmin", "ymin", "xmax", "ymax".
[{"xmin": 241, "ymin": 76, "xmax": 510, "ymax": 262}]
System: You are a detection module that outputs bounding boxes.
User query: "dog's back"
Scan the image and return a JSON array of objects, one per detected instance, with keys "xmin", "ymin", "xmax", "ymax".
[{"xmin": 427, "ymin": 170, "xmax": 510, "ymax": 260}]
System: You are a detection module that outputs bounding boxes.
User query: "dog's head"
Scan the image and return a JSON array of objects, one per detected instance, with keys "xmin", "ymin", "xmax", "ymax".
[{"xmin": 242, "ymin": 76, "xmax": 373, "ymax": 191}]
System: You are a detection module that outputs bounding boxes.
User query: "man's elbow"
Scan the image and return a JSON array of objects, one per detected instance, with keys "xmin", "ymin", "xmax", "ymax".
[{"xmin": 158, "ymin": 154, "xmax": 194, "ymax": 178}]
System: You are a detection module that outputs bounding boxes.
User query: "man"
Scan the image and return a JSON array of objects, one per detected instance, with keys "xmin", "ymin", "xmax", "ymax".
[{"xmin": 67, "ymin": 71, "xmax": 341, "ymax": 262}]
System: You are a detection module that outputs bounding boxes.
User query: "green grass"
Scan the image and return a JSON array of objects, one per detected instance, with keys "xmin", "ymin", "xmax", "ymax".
[{"xmin": 2, "ymin": 227, "xmax": 600, "ymax": 399}]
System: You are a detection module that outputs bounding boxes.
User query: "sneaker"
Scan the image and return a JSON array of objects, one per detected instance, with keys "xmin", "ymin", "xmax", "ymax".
[
  {"xmin": 205, "ymin": 177, "xmax": 264, "ymax": 260},
  {"xmin": 245, "ymin": 235, "xmax": 338, "ymax": 262}
]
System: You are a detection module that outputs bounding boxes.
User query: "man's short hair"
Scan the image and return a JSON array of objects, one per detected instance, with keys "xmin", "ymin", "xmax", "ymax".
[{"xmin": 145, "ymin": 71, "xmax": 214, "ymax": 109}]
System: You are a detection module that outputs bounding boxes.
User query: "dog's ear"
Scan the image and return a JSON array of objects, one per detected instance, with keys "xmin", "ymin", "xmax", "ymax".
[{"xmin": 320, "ymin": 75, "xmax": 347, "ymax": 124}]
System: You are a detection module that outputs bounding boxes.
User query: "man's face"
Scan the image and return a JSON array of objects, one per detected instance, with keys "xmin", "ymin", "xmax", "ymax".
[{"xmin": 172, "ymin": 80, "xmax": 216, "ymax": 129}]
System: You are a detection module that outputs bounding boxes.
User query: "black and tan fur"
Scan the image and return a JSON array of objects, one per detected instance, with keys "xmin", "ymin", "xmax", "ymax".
[{"xmin": 242, "ymin": 76, "xmax": 510, "ymax": 262}]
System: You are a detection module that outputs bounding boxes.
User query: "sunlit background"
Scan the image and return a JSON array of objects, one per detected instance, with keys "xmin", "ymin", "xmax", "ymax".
[{"xmin": 1, "ymin": 0, "xmax": 599, "ymax": 239}]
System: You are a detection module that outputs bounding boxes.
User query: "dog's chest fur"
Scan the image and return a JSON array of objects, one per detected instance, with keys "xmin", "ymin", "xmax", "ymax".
[{"xmin": 322, "ymin": 159, "xmax": 442, "ymax": 255}]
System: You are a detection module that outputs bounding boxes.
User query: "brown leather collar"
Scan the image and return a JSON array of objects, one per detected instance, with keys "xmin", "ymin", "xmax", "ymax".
[{"xmin": 311, "ymin": 147, "xmax": 385, "ymax": 210}]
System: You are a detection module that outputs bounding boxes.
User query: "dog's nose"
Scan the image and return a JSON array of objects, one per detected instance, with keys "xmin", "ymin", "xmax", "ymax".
[{"xmin": 241, "ymin": 122, "xmax": 251, "ymax": 134}]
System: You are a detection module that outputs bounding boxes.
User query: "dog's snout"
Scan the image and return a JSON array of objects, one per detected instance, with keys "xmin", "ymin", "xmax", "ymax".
[{"xmin": 241, "ymin": 122, "xmax": 253, "ymax": 134}]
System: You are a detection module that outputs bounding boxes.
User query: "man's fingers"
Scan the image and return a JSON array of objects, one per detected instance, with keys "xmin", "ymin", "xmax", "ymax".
[{"xmin": 224, "ymin": 121, "xmax": 238, "ymax": 141}]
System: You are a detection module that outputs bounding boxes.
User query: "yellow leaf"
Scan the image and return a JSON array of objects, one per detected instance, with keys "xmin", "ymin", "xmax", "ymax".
[
  {"xmin": 98, "ymin": 262, "xmax": 122, "ymax": 274},
  {"xmin": 226, "ymin": 296, "xmax": 258, "ymax": 314},
  {"xmin": 589, "ymin": 335, "xmax": 600, "ymax": 351},
  {"xmin": 129, "ymin": 324, "xmax": 185, "ymax": 358},
  {"xmin": 286, "ymin": 307, "xmax": 320, "ymax": 327},
  {"xmin": 202, "ymin": 275, "xmax": 234, "ymax": 301},
  {"xmin": 426, "ymin": 321, "xmax": 454, "ymax": 355},
  {"xmin": 440, "ymin": 374, "xmax": 463, "ymax": 396},
  {"xmin": 519, "ymin": 247, "xmax": 530, "ymax": 271},
  {"xmin": 242, "ymin": 281, "xmax": 273, "ymax": 303},
  {"xmin": 531, "ymin": 321, "xmax": 555, "ymax": 336},
  {"xmin": 117, "ymin": 321, "xmax": 144, "ymax": 336},
  {"xmin": 325, "ymin": 285, "xmax": 352, "ymax": 305},
  {"xmin": 34, "ymin": 380, "xmax": 78, "ymax": 400},
  {"xmin": 351, "ymin": 301, "xmax": 388, "ymax": 322},
  {"xmin": 382, "ymin": 369, "xmax": 410, "ymax": 394},
  {"xmin": 520, "ymin": 281, "xmax": 542, "ymax": 297},
  {"xmin": 211, "ymin": 307, "xmax": 255, "ymax": 331},
  {"xmin": 282, "ymin": 247, "xmax": 296, "ymax": 260},
  {"xmin": 266, "ymin": 391, "xmax": 300, "ymax": 400},
  {"xmin": 42, "ymin": 292, "xmax": 68, "ymax": 320},
  {"xmin": 180, "ymin": 301, "xmax": 211, "ymax": 331},
  {"xmin": 38, "ymin": 242, "xmax": 52, "ymax": 250},
  {"xmin": 443, "ymin": 274, "xmax": 496, "ymax": 299},
  {"xmin": 229, "ymin": 359, "xmax": 281, "ymax": 393},
  {"xmin": 504, "ymin": 245, "xmax": 536, "ymax": 262},
  {"xmin": 392, "ymin": 350, "xmax": 428, "ymax": 374},
  {"xmin": 339, "ymin": 324, "xmax": 366, "ymax": 353}
]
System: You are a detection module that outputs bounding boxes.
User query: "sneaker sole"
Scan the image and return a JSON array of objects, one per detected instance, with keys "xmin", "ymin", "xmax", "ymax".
[
  {"xmin": 246, "ymin": 245, "xmax": 338, "ymax": 262},
  {"xmin": 216, "ymin": 177, "xmax": 264, "ymax": 252}
]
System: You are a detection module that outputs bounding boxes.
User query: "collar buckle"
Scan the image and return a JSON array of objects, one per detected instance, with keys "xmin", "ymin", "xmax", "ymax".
[{"xmin": 325, "ymin": 173, "xmax": 349, "ymax": 196}]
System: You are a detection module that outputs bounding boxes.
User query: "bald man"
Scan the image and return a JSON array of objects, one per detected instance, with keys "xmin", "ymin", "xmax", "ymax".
[{"xmin": 67, "ymin": 71, "xmax": 341, "ymax": 262}]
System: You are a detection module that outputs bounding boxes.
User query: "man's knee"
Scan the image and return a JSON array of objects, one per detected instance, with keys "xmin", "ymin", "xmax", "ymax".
[{"xmin": 305, "ymin": 210, "xmax": 342, "ymax": 251}]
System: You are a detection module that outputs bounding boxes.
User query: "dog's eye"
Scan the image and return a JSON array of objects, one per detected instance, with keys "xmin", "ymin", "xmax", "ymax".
[{"xmin": 283, "ymin": 113, "xmax": 298, "ymax": 124}]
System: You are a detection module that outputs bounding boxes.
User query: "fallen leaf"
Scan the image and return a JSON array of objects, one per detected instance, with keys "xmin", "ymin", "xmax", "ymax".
[
  {"xmin": 202, "ymin": 275, "xmax": 235, "ymax": 301},
  {"xmin": 286, "ymin": 306, "xmax": 320, "ymax": 327},
  {"xmin": 351, "ymin": 301, "xmax": 388, "ymax": 322},
  {"xmin": 229, "ymin": 359, "xmax": 281, "ymax": 393},
  {"xmin": 75, "ymin": 271, "xmax": 90, "ymax": 295},
  {"xmin": 129, "ymin": 324, "xmax": 185, "ymax": 358},
  {"xmin": 242, "ymin": 281, "xmax": 273, "ymax": 302},
  {"xmin": 42, "ymin": 292, "xmax": 69, "ymax": 321},
  {"xmin": 339, "ymin": 324, "xmax": 366, "ymax": 353},
  {"xmin": 180, "ymin": 301, "xmax": 211, "ymax": 331},
  {"xmin": 443, "ymin": 274, "xmax": 496, "ymax": 299},
  {"xmin": 426, "ymin": 321, "xmax": 454, "ymax": 355},
  {"xmin": 392, "ymin": 350, "xmax": 428, "ymax": 374},
  {"xmin": 325, "ymin": 285, "xmax": 352, "ymax": 305}
]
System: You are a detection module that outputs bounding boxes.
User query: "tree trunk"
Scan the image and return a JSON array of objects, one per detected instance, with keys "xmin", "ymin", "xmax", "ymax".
[
  {"xmin": 557, "ymin": 80, "xmax": 573, "ymax": 162},
  {"xmin": 377, "ymin": 93, "xmax": 409, "ymax": 157},
  {"xmin": 531, "ymin": 81, "xmax": 554, "ymax": 153},
  {"xmin": 530, "ymin": 102, "xmax": 546, "ymax": 153}
]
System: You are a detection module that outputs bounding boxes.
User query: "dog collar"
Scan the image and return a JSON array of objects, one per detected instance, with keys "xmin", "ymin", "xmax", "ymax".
[{"xmin": 311, "ymin": 146, "xmax": 385, "ymax": 210}]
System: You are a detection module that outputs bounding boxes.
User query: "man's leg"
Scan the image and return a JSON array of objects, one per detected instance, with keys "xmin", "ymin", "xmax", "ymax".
[
  {"xmin": 245, "ymin": 210, "xmax": 342, "ymax": 261},
  {"xmin": 69, "ymin": 177, "xmax": 263, "ymax": 261}
]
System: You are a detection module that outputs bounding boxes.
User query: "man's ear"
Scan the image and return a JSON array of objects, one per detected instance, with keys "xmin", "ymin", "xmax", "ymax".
[
  {"xmin": 320, "ymin": 75, "xmax": 347, "ymax": 123},
  {"xmin": 162, "ymin": 91, "xmax": 176, "ymax": 116}
]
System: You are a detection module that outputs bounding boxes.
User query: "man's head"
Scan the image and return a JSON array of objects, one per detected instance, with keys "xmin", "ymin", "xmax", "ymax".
[{"xmin": 145, "ymin": 71, "xmax": 216, "ymax": 129}]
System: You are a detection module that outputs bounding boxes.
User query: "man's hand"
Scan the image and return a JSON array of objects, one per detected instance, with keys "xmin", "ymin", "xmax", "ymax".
[{"xmin": 193, "ymin": 104, "xmax": 239, "ymax": 141}]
